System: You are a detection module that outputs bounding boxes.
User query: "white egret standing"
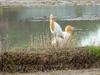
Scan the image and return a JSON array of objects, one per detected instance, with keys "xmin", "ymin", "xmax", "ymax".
[{"xmin": 49, "ymin": 14, "xmax": 74, "ymax": 48}]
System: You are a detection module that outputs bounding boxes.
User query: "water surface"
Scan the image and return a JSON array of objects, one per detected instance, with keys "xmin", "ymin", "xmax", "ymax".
[{"xmin": 0, "ymin": 5, "xmax": 100, "ymax": 49}]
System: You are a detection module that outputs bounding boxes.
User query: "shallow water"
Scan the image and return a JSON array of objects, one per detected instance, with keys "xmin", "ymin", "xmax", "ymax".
[{"xmin": 0, "ymin": 5, "xmax": 100, "ymax": 49}]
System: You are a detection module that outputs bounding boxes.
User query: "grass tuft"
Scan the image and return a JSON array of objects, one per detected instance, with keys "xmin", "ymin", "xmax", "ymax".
[{"xmin": 87, "ymin": 46, "xmax": 100, "ymax": 58}]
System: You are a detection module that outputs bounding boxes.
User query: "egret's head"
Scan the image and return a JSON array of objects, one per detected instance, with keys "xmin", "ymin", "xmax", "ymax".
[
  {"xmin": 50, "ymin": 14, "xmax": 54, "ymax": 21},
  {"xmin": 65, "ymin": 25, "xmax": 74, "ymax": 33}
]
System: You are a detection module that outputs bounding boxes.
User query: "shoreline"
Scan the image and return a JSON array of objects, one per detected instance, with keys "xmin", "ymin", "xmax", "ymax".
[{"xmin": 1, "ymin": 68, "xmax": 100, "ymax": 75}]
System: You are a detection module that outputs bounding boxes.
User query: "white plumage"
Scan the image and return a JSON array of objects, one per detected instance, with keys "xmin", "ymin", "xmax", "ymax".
[
  {"xmin": 51, "ymin": 22, "xmax": 62, "ymax": 34},
  {"xmin": 49, "ymin": 14, "xmax": 74, "ymax": 48}
]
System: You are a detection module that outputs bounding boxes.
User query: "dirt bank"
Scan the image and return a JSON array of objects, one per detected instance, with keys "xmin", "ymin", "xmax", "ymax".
[
  {"xmin": 1, "ymin": 68, "xmax": 100, "ymax": 75},
  {"xmin": 0, "ymin": 47, "xmax": 100, "ymax": 72}
]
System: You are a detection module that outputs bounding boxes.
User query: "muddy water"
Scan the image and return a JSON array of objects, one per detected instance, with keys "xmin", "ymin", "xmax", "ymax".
[{"xmin": 0, "ymin": 5, "xmax": 100, "ymax": 49}]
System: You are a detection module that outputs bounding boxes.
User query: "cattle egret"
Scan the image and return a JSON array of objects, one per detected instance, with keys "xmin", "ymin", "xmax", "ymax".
[{"xmin": 49, "ymin": 14, "xmax": 74, "ymax": 48}]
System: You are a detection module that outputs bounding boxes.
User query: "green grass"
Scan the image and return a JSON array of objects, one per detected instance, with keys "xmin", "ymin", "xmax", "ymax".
[{"xmin": 87, "ymin": 46, "xmax": 100, "ymax": 58}]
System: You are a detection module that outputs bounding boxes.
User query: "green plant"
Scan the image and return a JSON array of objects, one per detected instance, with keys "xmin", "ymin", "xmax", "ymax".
[{"xmin": 87, "ymin": 46, "xmax": 100, "ymax": 58}]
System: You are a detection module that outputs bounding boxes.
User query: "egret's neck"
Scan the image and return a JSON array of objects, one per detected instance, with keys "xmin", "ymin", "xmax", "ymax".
[{"xmin": 50, "ymin": 17, "xmax": 54, "ymax": 32}]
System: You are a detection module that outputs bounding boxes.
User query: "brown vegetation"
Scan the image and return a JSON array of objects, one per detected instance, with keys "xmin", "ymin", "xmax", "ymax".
[{"xmin": 0, "ymin": 47, "xmax": 100, "ymax": 72}]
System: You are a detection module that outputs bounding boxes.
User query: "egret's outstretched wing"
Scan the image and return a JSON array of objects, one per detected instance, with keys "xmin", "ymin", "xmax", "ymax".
[
  {"xmin": 52, "ymin": 22, "xmax": 63, "ymax": 38},
  {"xmin": 53, "ymin": 22, "xmax": 62, "ymax": 34}
]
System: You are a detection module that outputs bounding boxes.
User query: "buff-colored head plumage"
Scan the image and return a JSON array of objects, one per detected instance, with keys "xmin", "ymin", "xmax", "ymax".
[
  {"xmin": 50, "ymin": 14, "xmax": 54, "ymax": 32},
  {"xmin": 65, "ymin": 25, "xmax": 74, "ymax": 33}
]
